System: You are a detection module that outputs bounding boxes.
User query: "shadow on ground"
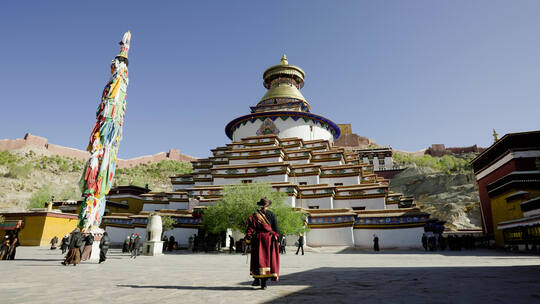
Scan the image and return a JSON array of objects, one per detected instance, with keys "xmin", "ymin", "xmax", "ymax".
[
  {"xmin": 263, "ymin": 265, "xmax": 540, "ymax": 303},
  {"xmin": 117, "ymin": 284, "xmax": 254, "ymax": 291}
]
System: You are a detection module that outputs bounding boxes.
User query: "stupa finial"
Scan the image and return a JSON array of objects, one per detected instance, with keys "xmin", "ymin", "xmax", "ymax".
[
  {"xmin": 117, "ymin": 30, "xmax": 131, "ymax": 60},
  {"xmin": 280, "ymin": 54, "xmax": 288, "ymax": 65},
  {"xmin": 493, "ymin": 129, "xmax": 499, "ymax": 142}
]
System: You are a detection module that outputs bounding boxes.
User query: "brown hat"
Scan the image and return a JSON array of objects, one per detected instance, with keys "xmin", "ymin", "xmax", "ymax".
[{"xmin": 257, "ymin": 197, "xmax": 272, "ymax": 207}]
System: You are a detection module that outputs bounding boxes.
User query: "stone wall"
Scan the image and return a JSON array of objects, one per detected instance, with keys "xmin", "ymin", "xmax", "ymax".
[{"xmin": 0, "ymin": 133, "xmax": 197, "ymax": 168}]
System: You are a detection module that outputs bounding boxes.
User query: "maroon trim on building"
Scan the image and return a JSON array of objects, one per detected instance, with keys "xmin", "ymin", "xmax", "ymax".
[
  {"xmin": 0, "ymin": 212, "xmax": 78, "ymax": 219},
  {"xmin": 374, "ymin": 168, "xmax": 405, "ymax": 180},
  {"xmin": 471, "ymin": 130, "xmax": 540, "ymax": 173}
]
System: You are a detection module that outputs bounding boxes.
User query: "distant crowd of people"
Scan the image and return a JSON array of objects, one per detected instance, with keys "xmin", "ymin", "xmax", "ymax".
[
  {"xmin": 422, "ymin": 233, "xmax": 477, "ymax": 251},
  {"xmin": 122, "ymin": 233, "xmax": 142, "ymax": 258},
  {"xmin": 60, "ymin": 228, "xmax": 112, "ymax": 266}
]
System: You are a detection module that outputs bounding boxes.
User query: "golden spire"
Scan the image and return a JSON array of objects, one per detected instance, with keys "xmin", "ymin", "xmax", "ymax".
[
  {"xmin": 280, "ymin": 54, "xmax": 288, "ymax": 65},
  {"xmin": 493, "ymin": 129, "xmax": 499, "ymax": 142}
]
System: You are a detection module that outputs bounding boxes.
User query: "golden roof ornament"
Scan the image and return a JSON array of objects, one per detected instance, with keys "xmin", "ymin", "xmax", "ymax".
[
  {"xmin": 493, "ymin": 129, "xmax": 499, "ymax": 142},
  {"xmin": 280, "ymin": 54, "xmax": 288, "ymax": 65}
]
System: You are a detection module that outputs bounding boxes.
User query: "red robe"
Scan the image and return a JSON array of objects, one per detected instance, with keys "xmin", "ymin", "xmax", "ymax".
[{"xmin": 245, "ymin": 210, "xmax": 280, "ymax": 281}]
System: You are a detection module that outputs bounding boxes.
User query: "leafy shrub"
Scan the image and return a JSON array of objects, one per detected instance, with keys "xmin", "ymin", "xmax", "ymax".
[
  {"xmin": 4, "ymin": 163, "xmax": 33, "ymax": 179},
  {"xmin": 393, "ymin": 153, "xmax": 473, "ymax": 173},
  {"xmin": 28, "ymin": 186, "xmax": 54, "ymax": 209}
]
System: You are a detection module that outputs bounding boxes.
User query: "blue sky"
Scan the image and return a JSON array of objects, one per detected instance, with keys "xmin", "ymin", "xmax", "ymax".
[{"xmin": 1, "ymin": 1, "xmax": 539, "ymax": 158}]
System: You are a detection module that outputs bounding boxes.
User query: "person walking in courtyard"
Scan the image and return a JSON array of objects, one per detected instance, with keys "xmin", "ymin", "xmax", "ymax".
[
  {"xmin": 7, "ymin": 232, "xmax": 19, "ymax": 260},
  {"xmin": 80, "ymin": 233, "xmax": 94, "ymax": 261},
  {"xmin": 280, "ymin": 235, "xmax": 287, "ymax": 254},
  {"xmin": 373, "ymin": 234, "xmax": 380, "ymax": 252},
  {"xmin": 245, "ymin": 197, "xmax": 280, "ymax": 290},
  {"xmin": 99, "ymin": 232, "xmax": 111, "ymax": 264},
  {"xmin": 422, "ymin": 233, "xmax": 428, "ymax": 251},
  {"xmin": 0, "ymin": 235, "xmax": 10, "ymax": 260},
  {"xmin": 229, "ymin": 235, "xmax": 234, "ymax": 254},
  {"xmin": 169, "ymin": 235, "xmax": 176, "ymax": 251},
  {"xmin": 296, "ymin": 233, "xmax": 304, "ymax": 255},
  {"xmin": 130, "ymin": 233, "xmax": 141, "ymax": 258},
  {"xmin": 61, "ymin": 234, "xmax": 70, "ymax": 254},
  {"xmin": 63, "ymin": 228, "xmax": 83, "ymax": 266},
  {"xmin": 50, "ymin": 236, "xmax": 58, "ymax": 250},
  {"xmin": 162, "ymin": 235, "xmax": 168, "ymax": 252},
  {"xmin": 122, "ymin": 235, "xmax": 130, "ymax": 253}
]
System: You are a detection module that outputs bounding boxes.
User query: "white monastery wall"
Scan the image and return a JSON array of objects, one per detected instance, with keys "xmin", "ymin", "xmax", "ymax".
[
  {"xmin": 213, "ymin": 174, "xmax": 288, "ymax": 185},
  {"xmin": 353, "ymin": 227, "xmax": 424, "ymax": 249},
  {"xmin": 333, "ymin": 197, "xmax": 386, "ymax": 210},
  {"xmin": 167, "ymin": 227, "xmax": 198, "ymax": 247},
  {"xmin": 172, "ymin": 184, "xmax": 192, "ymax": 191},
  {"xmin": 298, "ymin": 197, "xmax": 333, "ymax": 209},
  {"xmin": 142, "ymin": 204, "xmax": 170, "ymax": 212},
  {"xmin": 169, "ymin": 202, "xmax": 189, "ymax": 210},
  {"xmin": 285, "ymin": 159, "xmax": 310, "ymax": 165},
  {"xmin": 307, "ymin": 227, "xmax": 354, "ymax": 246},
  {"xmin": 228, "ymin": 156, "xmax": 283, "ymax": 165},
  {"xmin": 105, "ymin": 226, "xmax": 133, "ymax": 245},
  {"xmin": 320, "ymin": 176, "xmax": 360, "ymax": 186},
  {"xmin": 232, "ymin": 119, "xmax": 334, "ymax": 143},
  {"xmin": 289, "ymin": 175, "xmax": 319, "ymax": 185}
]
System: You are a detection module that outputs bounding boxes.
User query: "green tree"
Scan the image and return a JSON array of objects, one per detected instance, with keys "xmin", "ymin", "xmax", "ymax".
[
  {"xmin": 203, "ymin": 183, "xmax": 307, "ymax": 235},
  {"xmin": 161, "ymin": 215, "xmax": 175, "ymax": 233}
]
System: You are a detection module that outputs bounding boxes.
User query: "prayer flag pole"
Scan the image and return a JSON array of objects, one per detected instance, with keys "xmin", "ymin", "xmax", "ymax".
[{"xmin": 78, "ymin": 31, "xmax": 132, "ymax": 233}]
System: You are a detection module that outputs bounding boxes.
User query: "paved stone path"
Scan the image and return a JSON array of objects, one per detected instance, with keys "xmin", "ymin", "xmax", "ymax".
[{"xmin": 1, "ymin": 247, "xmax": 539, "ymax": 304}]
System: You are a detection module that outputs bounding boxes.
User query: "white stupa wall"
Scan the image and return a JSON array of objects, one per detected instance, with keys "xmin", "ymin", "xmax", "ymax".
[
  {"xmin": 289, "ymin": 175, "xmax": 319, "ymax": 185},
  {"xmin": 213, "ymin": 174, "xmax": 288, "ymax": 185},
  {"xmin": 353, "ymin": 227, "xmax": 424, "ymax": 249},
  {"xmin": 285, "ymin": 159, "xmax": 311, "ymax": 165},
  {"xmin": 228, "ymin": 156, "xmax": 283, "ymax": 165},
  {"xmin": 232, "ymin": 119, "xmax": 334, "ymax": 143},
  {"xmin": 307, "ymin": 227, "xmax": 354, "ymax": 246},
  {"xmin": 297, "ymin": 197, "xmax": 333, "ymax": 209},
  {"xmin": 142, "ymin": 204, "xmax": 170, "ymax": 212},
  {"xmin": 333, "ymin": 197, "xmax": 386, "ymax": 210},
  {"xmin": 320, "ymin": 176, "xmax": 360, "ymax": 186},
  {"xmin": 172, "ymin": 184, "xmax": 192, "ymax": 191},
  {"xmin": 170, "ymin": 202, "xmax": 189, "ymax": 210}
]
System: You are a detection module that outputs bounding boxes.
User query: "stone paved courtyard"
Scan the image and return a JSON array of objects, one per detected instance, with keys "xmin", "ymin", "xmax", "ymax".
[{"xmin": 1, "ymin": 247, "xmax": 539, "ymax": 304}]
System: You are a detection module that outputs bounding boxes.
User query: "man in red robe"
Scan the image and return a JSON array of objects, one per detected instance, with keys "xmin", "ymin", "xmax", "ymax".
[{"xmin": 245, "ymin": 197, "xmax": 280, "ymax": 290}]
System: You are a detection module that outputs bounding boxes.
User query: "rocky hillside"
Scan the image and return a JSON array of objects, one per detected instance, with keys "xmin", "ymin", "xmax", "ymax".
[
  {"xmin": 390, "ymin": 166, "xmax": 481, "ymax": 230},
  {"xmin": 0, "ymin": 150, "xmax": 192, "ymax": 212}
]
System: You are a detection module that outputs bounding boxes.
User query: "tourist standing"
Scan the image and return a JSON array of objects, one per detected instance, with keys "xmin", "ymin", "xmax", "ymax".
[
  {"xmin": 295, "ymin": 233, "xmax": 304, "ymax": 255},
  {"xmin": 63, "ymin": 228, "xmax": 83, "ymax": 266},
  {"xmin": 60, "ymin": 234, "xmax": 70, "ymax": 254},
  {"xmin": 245, "ymin": 198, "xmax": 280, "ymax": 290},
  {"xmin": 229, "ymin": 235, "xmax": 234, "ymax": 254},
  {"xmin": 50, "ymin": 236, "xmax": 58, "ymax": 250},
  {"xmin": 280, "ymin": 235, "xmax": 287, "ymax": 254},
  {"xmin": 99, "ymin": 232, "xmax": 111, "ymax": 264},
  {"xmin": 131, "ymin": 233, "xmax": 141, "ymax": 258},
  {"xmin": 81, "ymin": 233, "xmax": 94, "ymax": 261},
  {"xmin": 373, "ymin": 234, "xmax": 380, "ymax": 252}
]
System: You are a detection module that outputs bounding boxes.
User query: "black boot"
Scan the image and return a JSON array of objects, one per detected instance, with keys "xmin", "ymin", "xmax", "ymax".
[
  {"xmin": 251, "ymin": 278, "xmax": 260, "ymax": 286},
  {"xmin": 261, "ymin": 278, "xmax": 267, "ymax": 290}
]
